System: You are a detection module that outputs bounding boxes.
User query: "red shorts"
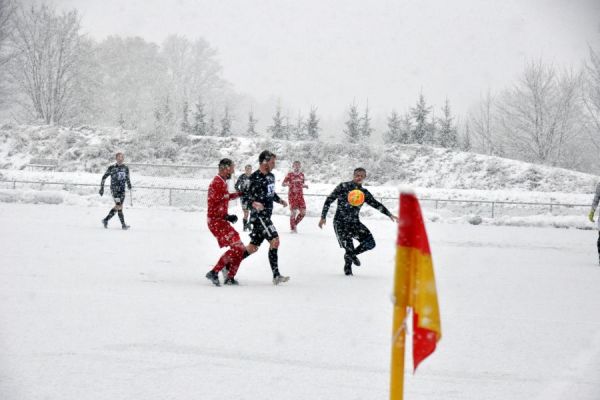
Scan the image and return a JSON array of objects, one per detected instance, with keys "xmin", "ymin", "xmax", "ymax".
[
  {"xmin": 288, "ymin": 195, "xmax": 306, "ymax": 210},
  {"xmin": 208, "ymin": 218, "xmax": 241, "ymax": 248}
]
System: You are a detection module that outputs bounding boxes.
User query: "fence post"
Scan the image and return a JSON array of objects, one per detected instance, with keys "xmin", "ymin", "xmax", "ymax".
[
  {"xmin": 549, "ymin": 202, "xmax": 553, "ymax": 214},
  {"xmin": 13, "ymin": 180, "xmax": 16, "ymax": 189},
  {"xmin": 435, "ymin": 200, "xmax": 439, "ymax": 209},
  {"xmin": 491, "ymin": 202, "xmax": 495, "ymax": 218},
  {"xmin": 169, "ymin": 189, "xmax": 172, "ymax": 206}
]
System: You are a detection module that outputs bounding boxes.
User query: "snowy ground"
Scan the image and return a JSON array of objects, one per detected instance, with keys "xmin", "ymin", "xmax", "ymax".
[{"xmin": 1, "ymin": 203, "xmax": 600, "ymax": 400}]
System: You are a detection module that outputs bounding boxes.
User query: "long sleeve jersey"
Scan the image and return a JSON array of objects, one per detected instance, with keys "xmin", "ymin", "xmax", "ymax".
[
  {"xmin": 591, "ymin": 182, "xmax": 600, "ymax": 210},
  {"xmin": 321, "ymin": 181, "xmax": 392, "ymax": 223},
  {"xmin": 235, "ymin": 174, "xmax": 252, "ymax": 198},
  {"xmin": 101, "ymin": 164, "xmax": 132, "ymax": 192},
  {"xmin": 207, "ymin": 175, "xmax": 241, "ymax": 219},
  {"xmin": 283, "ymin": 172, "xmax": 305, "ymax": 198},
  {"xmin": 247, "ymin": 170, "xmax": 282, "ymax": 218}
]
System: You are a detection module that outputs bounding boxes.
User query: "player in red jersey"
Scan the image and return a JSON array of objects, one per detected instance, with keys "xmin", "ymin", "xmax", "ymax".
[
  {"xmin": 282, "ymin": 160, "xmax": 308, "ymax": 233},
  {"xmin": 205, "ymin": 158, "xmax": 246, "ymax": 286}
]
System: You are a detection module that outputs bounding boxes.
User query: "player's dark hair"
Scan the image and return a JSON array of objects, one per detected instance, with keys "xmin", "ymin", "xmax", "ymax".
[
  {"xmin": 354, "ymin": 167, "xmax": 366, "ymax": 175},
  {"xmin": 259, "ymin": 150, "xmax": 276, "ymax": 164},
  {"xmin": 245, "ymin": 164, "xmax": 252, "ymax": 169},
  {"xmin": 219, "ymin": 158, "xmax": 234, "ymax": 169}
]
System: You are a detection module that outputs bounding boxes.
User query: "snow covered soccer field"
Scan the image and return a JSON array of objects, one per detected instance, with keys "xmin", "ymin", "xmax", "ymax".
[{"xmin": 1, "ymin": 203, "xmax": 600, "ymax": 400}]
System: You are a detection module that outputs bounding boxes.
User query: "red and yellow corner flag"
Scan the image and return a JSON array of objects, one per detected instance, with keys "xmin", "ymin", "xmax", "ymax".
[{"xmin": 390, "ymin": 191, "xmax": 442, "ymax": 400}]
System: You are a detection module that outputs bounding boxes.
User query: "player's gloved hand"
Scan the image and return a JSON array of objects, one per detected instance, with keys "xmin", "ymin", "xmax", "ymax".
[
  {"xmin": 99, "ymin": 187, "xmax": 104, "ymax": 196},
  {"xmin": 589, "ymin": 210, "xmax": 595, "ymax": 222},
  {"xmin": 226, "ymin": 214, "xmax": 238, "ymax": 224}
]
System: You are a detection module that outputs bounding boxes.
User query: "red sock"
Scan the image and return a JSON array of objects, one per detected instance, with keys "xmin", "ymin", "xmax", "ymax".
[{"xmin": 226, "ymin": 244, "xmax": 245, "ymax": 277}]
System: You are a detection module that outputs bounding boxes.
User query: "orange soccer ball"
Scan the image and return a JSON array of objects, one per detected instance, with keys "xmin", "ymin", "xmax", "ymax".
[{"xmin": 347, "ymin": 189, "xmax": 365, "ymax": 207}]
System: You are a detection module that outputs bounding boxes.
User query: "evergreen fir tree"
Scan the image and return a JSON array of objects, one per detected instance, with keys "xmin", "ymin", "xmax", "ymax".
[
  {"xmin": 360, "ymin": 103, "xmax": 374, "ymax": 139},
  {"xmin": 410, "ymin": 93, "xmax": 433, "ymax": 144},
  {"xmin": 208, "ymin": 112, "xmax": 218, "ymax": 136},
  {"xmin": 292, "ymin": 113, "xmax": 305, "ymax": 140},
  {"xmin": 267, "ymin": 105, "xmax": 286, "ymax": 139},
  {"xmin": 384, "ymin": 110, "xmax": 402, "ymax": 144},
  {"xmin": 437, "ymin": 98, "xmax": 458, "ymax": 148},
  {"xmin": 344, "ymin": 103, "xmax": 361, "ymax": 143},
  {"xmin": 193, "ymin": 99, "xmax": 208, "ymax": 136},
  {"xmin": 247, "ymin": 110, "xmax": 258, "ymax": 137},
  {"xmin": 181, "ymin": 101, "xmax": 191, "ymax": 133},
  {"xmin": 220, "ymin": 105, "xmax": 232, "ymax": 136},
  {"xmin": 400, "ymin": 112, "xmax": 412, "ymax": 144},
  {"xmin": 306, "ymin": 107, "xmax": 320, "ymax": 140}
]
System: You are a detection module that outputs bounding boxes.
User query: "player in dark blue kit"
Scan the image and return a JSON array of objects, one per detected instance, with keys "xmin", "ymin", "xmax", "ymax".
[
  {"xmin": 99, "ymin": 152, "xmax": 132, "ymax": 229},
  {"xmin": 319, "ymin": 168, "xmax": 398, "ymax": 276},
  {"xmin": 245, "ymin": 150, "xmax": 290, "ymax": 285}
]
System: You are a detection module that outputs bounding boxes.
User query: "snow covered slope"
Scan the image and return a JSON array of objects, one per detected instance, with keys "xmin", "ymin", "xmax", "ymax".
[{"xmin": 1, "ymin": 124, "xmax": 597, "ymax": 193}]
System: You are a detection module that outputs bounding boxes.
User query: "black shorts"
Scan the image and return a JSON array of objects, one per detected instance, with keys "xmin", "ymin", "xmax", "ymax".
[
  {"xmin": 111, "ymin": 190, "xmax": 126, "ymax": 205},
  {"xmin": 241, "ymin": 197, "xmax": 251, "ymax": 211},
  {"xmin": 249, "ymin": 215, "xmax": 279, "ymax": 246},
  {"xmin": 333, "ymin": 220, "xmax": 372, "ymax": 249}
]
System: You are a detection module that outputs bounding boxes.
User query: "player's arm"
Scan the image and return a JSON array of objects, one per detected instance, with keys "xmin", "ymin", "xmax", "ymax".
[
  {"xmin": 234, "ymin": 175, "xmax": 243, "ymax": 192},
  {"xmin": 125, "ymin": 166, "xmax": 132, "ymax": 189},
  {"xmin": 99, "ymin": 166, "xmax": 111, "ymax": 195},
  {"xmin": 274, "ymin": 192, "xmax": 287, "ymax": 207},
  {"xmin": 247, "ymin": 176, "xmax": 265, "ymax": 211},
  {"xmin": 364, "ymin": 190, "xmax": 398, "ymax": 222},
  {"xmin": 319, "ymin": 184, "xmax": 342, "ymax": 227},
  {"xmin": 282, "ymin": 173, "xmax": 290, "ymax": 187},
  {"xmin": 590, "ymin": 182, "xmax": 600, "ymax": 222}
]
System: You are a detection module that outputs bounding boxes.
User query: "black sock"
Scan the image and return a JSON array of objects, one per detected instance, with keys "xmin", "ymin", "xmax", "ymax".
[
  {"xmin": 118, "ymin": 210, "xmax": 125, "ymax": 225},
  {"xmin": 243, "ymin": 218, "xmax": 248, "ymax": 227},
  {"xmin": 242, "ymin": 250, "xmax": 250, "ymax": 259},
  {"xmin": 268, "ymin": 248, "xmax": 279, "ymax": 277},
  {"xmin": 597, "ymin": 233, "xmax": 600, "ymax": 257},
  {"xmin": 105, "ymin": 209, "xmax": 116, "ymax": 221}
]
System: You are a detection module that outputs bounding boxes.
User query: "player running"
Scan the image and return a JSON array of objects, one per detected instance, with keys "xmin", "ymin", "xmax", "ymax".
[
  {"xmin": 99, "ymin": 152, "xmax": 132, "ymax": 230},
  {"xmin": 205, "ymin": 158, "xmax": 247, "ymax": 286},
  {"xmin": 245, "ymin": 150, "xmax": 290, "ymax": 285},
  {"xmin": 282, "ymin": 160, "xmax": 308, "ymax": 233},
  {"xmin": 318, "ymin": 167, "xmax": 398, "ymax": 276},
  {"xmin": 235, "ymin": 164, "xmax": 253, "ymax": 231}
]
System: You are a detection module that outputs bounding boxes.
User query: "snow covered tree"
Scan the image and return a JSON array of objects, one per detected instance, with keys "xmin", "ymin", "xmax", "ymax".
[
  {"xmin": 268, "ymin": 104, "xmax": 287, "ymax": 139},
  {"xmin": 583, "ymin": 46, "xmax": 600, "ymax": 156},
  {"xmin": 220, "ymin": 105, "xmax": 232, "ymax": 136},
  {"xmin": 344, "ymin": 103, "xmax": 361, "ymax": 143},
  {"xmin": 207, "ymin": 112, "xmax": 218, "ymax": 136},
  {"xmin": 469, "ymin": 90, "xmax": 501, "ymax": 155},
  {"xmin": 181, "ymin": 101, "xmax": 191, "ymax": 133},
  {"xmin": 246, "ymin": 110, "xmax": 258, "ymax": 137},
  {"xmin": 193, "ymin": 98, "xmax": 208, "ymax": 135},
  {"xmin": 497, "ymin": 60, "xmax": 582, "ymax": 164},
  {"xmin": 306, "ymin": 107, "xmax": 320, "ymax": 140},
  {"xmin": 410, "ymin": 93, "xmax": 434, "ymax": 144},
  {"xmin": 292, "ymin": 113, "xmax": 305, "ymax": 140},
  {"xmin": 461, "ymin": 122, "xmax": 472, "ymax": 152},
  {"xmin": 384, "ymin": 110, "xmax": 402, "ymax": 144},
  {"xmin": 437, "ymin": 99, "xmax": 458, "ymax": 148},
  {"xmin": 360, "ymin": 103, "xmax": 374, "ymax": 139},
  {"xmin": 0, "ymin": 0, "xmax": 16, "ymax": 67},
  {"xmin": 8, "ymin": 4, "xmax": 86, "ymax": 124}
]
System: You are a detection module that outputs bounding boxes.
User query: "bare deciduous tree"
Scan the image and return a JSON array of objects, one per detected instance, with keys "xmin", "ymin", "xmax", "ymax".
[
  {"xmin": 583, "ymin": 45, "xmax": 600, "ymax": 153},
  {"xmin": 8, "ymin": 4, "xmax": 84, "ymax": 124},
  {"xmin": 468, "ymin": 89, "xmax": 500, "ymax": 156},
  {"xmin": 496, "ymin": 60, "xmax": 582, "ymax": 165},
  {"xmin": 0, "ymin": 0, "xmax": 16, "ymax": 66}
]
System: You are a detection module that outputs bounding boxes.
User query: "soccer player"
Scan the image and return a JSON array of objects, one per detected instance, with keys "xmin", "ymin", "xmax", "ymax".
[
  {"xmin": 246, "ymin": 150, "xmax": 291, "ymax": 285},
  {"xmin": 205, "ymin": 158, "xmax": 246, "ymax": 286},
  {"xmin": 318, "ymin": 167, "xmax": 398, "ymax": 276},
  {"xmin": 282, "ymin": 160, "xmax": 308, "ymax": 233},
  {"xmin": 99, "ymin": 152, "xmax": 132, "ymax": 230},
  {"xmin": 235, "ymin": 164, "xmax": 253, "ymax": 231}
]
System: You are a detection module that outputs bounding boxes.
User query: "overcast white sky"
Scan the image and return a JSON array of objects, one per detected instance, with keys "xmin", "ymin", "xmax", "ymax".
[{"xmin": 54, "ymin": 0, "xmax": 599, "ymax": 118}]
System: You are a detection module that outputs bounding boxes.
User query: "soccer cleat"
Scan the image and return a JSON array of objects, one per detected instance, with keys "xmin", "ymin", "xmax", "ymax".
[
  {"xmin": 224, "ymin": 277, "xmax": 239, "ymax": 285},
  {"xmin": 290, "ymin": 228, "xmax": 297, "ymax": 234},
  {"xmin": 205, "ymin": 270, "xmax": 221, "ymax": 286},
  {"xmin": 102, "ymin": 219, "xmax": 108, "ymax": 228},
  {"xmin": 272, "ymin": 275, "xmax": 290, "ymax": 285},
  {"xmin": 344, "ymin": 255, "xmax": 353, "ymax": 276},
  {"xmin": 122, "ymin": 224, "xmax": 130, "ymax": 230}
]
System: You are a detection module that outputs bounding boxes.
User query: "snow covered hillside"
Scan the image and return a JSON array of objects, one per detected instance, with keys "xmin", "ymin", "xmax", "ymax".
[{"xmin": 1, "ymin": 124, "xmax": 598, "ymax": 192}]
